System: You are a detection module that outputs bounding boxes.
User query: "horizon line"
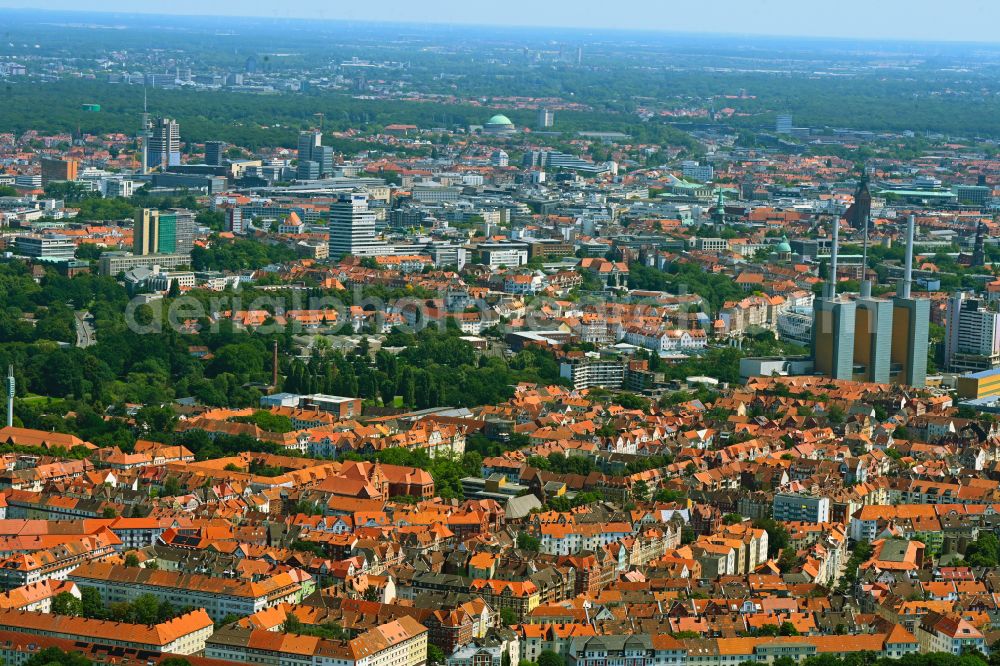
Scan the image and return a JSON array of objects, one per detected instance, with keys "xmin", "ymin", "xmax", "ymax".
[{"xmin": 1, "ymin": 6, "xmax": 1000, "ymax": 47}]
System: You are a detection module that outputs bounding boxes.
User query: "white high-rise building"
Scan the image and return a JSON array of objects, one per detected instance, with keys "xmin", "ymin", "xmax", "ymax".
[
  {"xmin": 945, "ymin": 292, "xmax": 1000, "ymax": 373},
  {"xmin": 328, "ymin": 191, "xmax": 381, "ymax": 258}
]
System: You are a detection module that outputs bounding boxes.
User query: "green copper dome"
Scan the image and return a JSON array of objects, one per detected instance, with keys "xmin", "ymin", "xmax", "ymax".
[
  {"xmin": 486, "ymin": 114, "xmax": 514, "ymax": 126},
  {"xmin": 776, "ymin": 236, "xmax": 792, "ymax": 253}
]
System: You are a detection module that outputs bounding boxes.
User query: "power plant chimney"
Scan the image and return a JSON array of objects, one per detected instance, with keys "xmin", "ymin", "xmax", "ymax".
[
  {"xmin": 899, "ymin": 214, "xmax": 915, "ymax": 299},
  {"xmin": 825, "ymin": 217, "xmax": 840, "ymax": 299},
  {"xmin": 860, "ymin": 184, "xmax": 871, "ymax": 297}
]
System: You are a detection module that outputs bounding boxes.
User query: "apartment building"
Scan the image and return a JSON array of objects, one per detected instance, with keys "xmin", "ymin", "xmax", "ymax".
[
  {"xmin": 567, "ymin": 634, "xmax": 686, "ymax": 666},
  {"xmin": 0, "ymin": 532, "xmax": 120, "ymax": 588},
  {"xmin": 538, "ymin": 522, "xmax": 635, "ymax": 557},
  {"xmin": 0, "ymin": 608, "xmax": 214, "ymax": 654},
  {"xmin": 68, "ymin": 562, "xmax": 304, "ymax": 620},
  {"xmin": 559, "ymin": 357, "xmax": 625, "ymax": 391},
  {"xmin": 469, "ymin": 579, "xmax": 540, "ymax": 621},
  {"xmin": 206, "ymin": 616, "xmax": 428, "ymax": 666},
  {"xmin": 916, "ymin": 612, "xmax": 986, "ymax": 656},
  {"xmin": 772, "ymin": 493, "xmax": 831, "ymax": 523}
]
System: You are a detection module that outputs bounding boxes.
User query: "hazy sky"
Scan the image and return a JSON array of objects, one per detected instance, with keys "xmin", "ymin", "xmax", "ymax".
[{"xmin": 0, "ymin": 0, "xmax": 996, "ymax": 42}]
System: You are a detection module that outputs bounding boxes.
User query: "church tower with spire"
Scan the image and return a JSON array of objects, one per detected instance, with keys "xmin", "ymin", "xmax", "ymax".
[
  {"xmin": 712, "ymin": 188, "xmax": 726, "ymax": 231},
  {"xmin": 847, "ymin": 170, "xmax": 872, "ymax": 230},
  {"xmin": 972, "ymin": 221, "xmax": 987, "ymax": 267}
]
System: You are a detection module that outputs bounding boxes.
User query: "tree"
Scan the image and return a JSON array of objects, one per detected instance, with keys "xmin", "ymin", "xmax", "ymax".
[
  {"xmin": 25, "ymin": 647, "xmax": 93, "ymax": 666},
  {"xmin": 51, "ymin": 591, "xmax": 83, "ymax": 616},
  {"xmin": 163, "ymin": 475, "xmax": 181, "ymax": 496},
  {"xmin": 282, "ymin": 612, "xmax": 304, "ymax": 634},
  {"xmin": 778, "ymin": 621, "xmax": 800, "ymax": 636},
  {"xmin": 216, "ymin": 613, "xmax": 241, "ymax": 628},
  {"xmin": 655, "ymin": 488, "xmax": 686, "ymax": 503},
  {"xmin": 124, "ymin": 552, "xmax": 141, "ymax": 568},
  {"xmin": 159, "ymin": 660, "xmax": 193, "ymax": 666},
  {"xmin": 428, "ymin": 645, "xmax": 446, "ymax": 666},
  {"xmin": 499, "ymin": 608, "xmax": 519, "ymax": 626},
  {"xmin": 965, "ymin": 533, "xmax": 1000, "ymax": 567},
  {"xmin": 131, "ymin": 593, "xmax": 162, "ymax": 625},
  {"xmin": 538, "ymin": 650, "xmax": 565, "ymax": 666},
  {"xmin": 517, "ymin": 532, "xmax": 541, "ymax": 552},
  {"xmin": 80, "ymin": 586, "xmax": 104, "ymax": 619},
  {"xmin": 753, "ymin": 518, "xmax": 790, "ymax": 557},
  {"xmin": 777, "ymin": 547, "xmax": 799, "ymax": 573},
  {"xmin": 837, "ymin": 540, "xmax": 874, "ymax": 593}
]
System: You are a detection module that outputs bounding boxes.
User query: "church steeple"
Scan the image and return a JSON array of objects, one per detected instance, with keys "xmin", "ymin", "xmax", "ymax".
[
  {"xmin": 712, "ymin": 188, "xmax": 726, "ymax": 229},
  {"xmin": 847, "ymin": 168, "xmax": 872, "ymax": 230},
  {"xmin": 973, "ymin": 220, "xmax": 987, "ymax": 267}
]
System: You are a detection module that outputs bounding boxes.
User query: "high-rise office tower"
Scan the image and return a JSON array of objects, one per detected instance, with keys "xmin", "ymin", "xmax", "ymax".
[
  {"xmin": 329, "ymin": 191, "xmax": 380, "ymax": 258},
  {"xmin": 812, "ymin": 218, "xmax": 857, "ymax": 380},
  {"xmin": 134, "ymin": 208, "xmax": 161, "ymax": 255},
  {"xmin": 298, "ymin": 130, "xmax": 321, "ymax": 160},
  {"xmin": 314, "ymin": 145, "xmax": 334, "ymax": 177},
  {"xmin": 891, "ymin": 215, "xmax": 930, "ymax": 387},
  {"xmin": 204, "ymin": 141, "xmax": 225, "ymax": 166},
  {"xmin": 134, "ymin": 208, "xmax": 189, "ymax": 256},
  {"xmin": 297, "ymin": 130, "xmax": 326, "ymax": 179},
  {"xmin": 157, "ymin": 212, "xmax": 178, "ymax": 254},
  {"xmin": 169, "ymin": 208, "xmax": 195, "ymax": 255},
  {"xmin": 297, "ymin": 133, "xmax": 332, "ymax": 178},
  {"xmin": 146, "ymin": 118, "xmax": 181, "ymax": 170},
  {"xmin": 227, "ymin": 208, "xmax": 245, "ymax": 234},
  {"xmin": 297, "ymin": 160, "xmax": 320, "ymax": 181},
  {"xmin": 944, "ymin": 292, "xmax": 1000, "ymax": 373},
  {"xmin": 538, "ymin": 108, "xmax": 554, "ymax": 128},
  {"xmin": 776, "ymin": 114, "xmax": 793, "ymax": 135},
  {"xmin": 40, "ymin": 157, "xmax": 79, "ymax": 185}
]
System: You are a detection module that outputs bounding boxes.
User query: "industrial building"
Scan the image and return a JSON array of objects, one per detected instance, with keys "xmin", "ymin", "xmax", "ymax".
[{"xmin": 811, "ymin": 206, "xmax": 929, "ymax": 388}]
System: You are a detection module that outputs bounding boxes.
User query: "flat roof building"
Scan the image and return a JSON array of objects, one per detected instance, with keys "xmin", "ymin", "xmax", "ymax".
[{"xmin": 14, "ymin": 234, "xmax": 76, "ymax": 261}]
